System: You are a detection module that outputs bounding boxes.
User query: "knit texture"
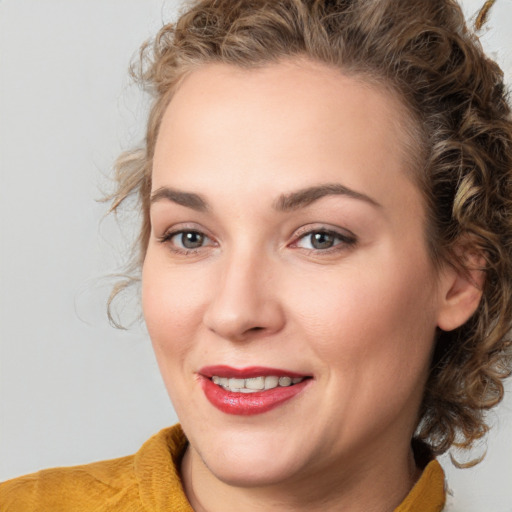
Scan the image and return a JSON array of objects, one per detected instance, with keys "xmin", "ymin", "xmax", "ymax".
[{"xmin": 0, "ymin": 424, "xmax": 445, "ymax": 511}]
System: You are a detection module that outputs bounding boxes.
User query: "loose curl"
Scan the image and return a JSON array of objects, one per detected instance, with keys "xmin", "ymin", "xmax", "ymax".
[{"xmin": 108, "ymin": 0, "xmax": 512, "ymax": 459}]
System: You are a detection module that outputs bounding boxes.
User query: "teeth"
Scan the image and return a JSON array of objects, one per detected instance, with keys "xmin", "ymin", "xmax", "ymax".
[
  {"xmin": 211, "ymin": 375, "xmax": 305, "ymax": 393},
  {"xmin": 229, "ymin": 378, "xmax": 245, "ymax": 389},
  {"xmin": 246, "ymin": 377, "xmax": 265, "ymax": 390},
  {"xmin": 279, "ymin": 376, "xmax": 292, "ymax": 387},
  {"xmin": 264, "ymin": 376, "xmax": 279, "ymax": 389}
]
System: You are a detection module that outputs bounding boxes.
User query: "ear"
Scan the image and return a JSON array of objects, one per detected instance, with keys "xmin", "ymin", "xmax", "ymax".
[{"xmin": 436, "ymin": 252, "xmax": 486, "ymax": 332}]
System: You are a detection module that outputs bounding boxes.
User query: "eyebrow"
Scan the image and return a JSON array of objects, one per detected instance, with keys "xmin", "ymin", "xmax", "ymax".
[
  {"xmin": 150, "ymin": 182, "xmax": 381, "ymax": 213},
  {"xmin": 150, "ymin": 187, "xmax": 209, "ymax": 212},
  {"xmin": 273, "ymin": 183, "xmax": 382, "ymax": 211}
]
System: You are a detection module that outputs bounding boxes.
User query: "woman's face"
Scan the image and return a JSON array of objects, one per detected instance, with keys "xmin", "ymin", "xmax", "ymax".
[{"xmin": 143, "ymin": 60, "xmax": 450, "ymax": 486}]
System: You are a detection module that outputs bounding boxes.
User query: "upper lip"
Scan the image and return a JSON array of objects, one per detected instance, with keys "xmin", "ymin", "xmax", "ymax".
[{"xmin": 199, "ymin": 365, "xmax": 310, "ymax": 379}]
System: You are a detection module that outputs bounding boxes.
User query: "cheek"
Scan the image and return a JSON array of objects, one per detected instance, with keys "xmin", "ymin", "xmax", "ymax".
[
  {"xmin": 288, "ymin": 256, "xmax": 438, "ymax": 378},
  {"xmin": 141, "ymin": 252, "xmax": 208, "ymax": 360},
  {"xmin": 141, "ymin": 253, "xmax": 212, "ymax": 416},
  {"xmin": 289, "ymin": 258, "xmax": 439, "ymax": 439}
]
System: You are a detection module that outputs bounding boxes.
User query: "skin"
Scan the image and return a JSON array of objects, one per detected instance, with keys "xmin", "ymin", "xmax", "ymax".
[{"xmin": 142, "ymin": 59, "xmax": 483, "ymax": 512}]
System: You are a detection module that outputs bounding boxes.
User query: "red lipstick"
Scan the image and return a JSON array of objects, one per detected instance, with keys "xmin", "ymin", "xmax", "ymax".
[
  {"xmin": 199, "ymin": 366, "xmax": 311, "ymax": 416},
  {"xmin": 200, "ymin": 365, "xmax": 307, "ymax": 379}
]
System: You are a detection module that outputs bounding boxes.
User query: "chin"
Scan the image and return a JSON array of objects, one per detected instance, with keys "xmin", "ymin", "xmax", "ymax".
[
  {"xmin": 189, "ymin": 426, "xmax": 309, "ymax": 488},
  {"xmin": 203, "ymin": 452, "xmax": 303, "ymax": 488}
]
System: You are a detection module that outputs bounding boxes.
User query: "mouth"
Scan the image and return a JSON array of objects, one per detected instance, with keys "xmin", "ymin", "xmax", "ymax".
[
  {"xmin": 211, "ymin": 375, "xmax": 305, "ymax": 393},
  {"xmin": 199, "ymin": 366, "xmax": 312, "ymax": 415}
]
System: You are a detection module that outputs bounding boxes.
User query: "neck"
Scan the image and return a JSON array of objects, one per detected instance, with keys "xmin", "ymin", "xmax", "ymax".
[{"xmin": 181, "ymin": 440, "xmax": 422, "ymax": 512}]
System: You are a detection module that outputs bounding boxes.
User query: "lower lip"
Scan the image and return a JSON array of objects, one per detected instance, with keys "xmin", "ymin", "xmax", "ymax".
[{"xmin": 201, "ymin": 377, "xmax": 310, "ymax": 416}]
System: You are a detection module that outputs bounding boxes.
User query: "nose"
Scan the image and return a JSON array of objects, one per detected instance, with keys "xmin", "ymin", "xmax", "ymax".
[{"xmin": 203, "ymin": 250, "xmax": 285, "ymax": 342}]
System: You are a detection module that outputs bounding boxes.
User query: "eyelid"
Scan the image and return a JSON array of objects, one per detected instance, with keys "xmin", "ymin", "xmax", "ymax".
[
  {"xmin": 156, "ymin": 222, "xmax": 356, "ymax": 255},
  {"xmin": 292, "ymin": 224, "xmax": 356, "ymax": 241},
  {"xmin": 157, "ymin": 222, "xmax": 213, "ymax": 240},
  {"xmin": 289, "ymin": 224, "xmax": 358, "ymax": 252},
  {"xmin": 161, "ymin": 229, "xmax": 214, "ymax": 245},
  {"xmin": 157, "ymin": 223, "xmax": 218, "ymax": 254}
]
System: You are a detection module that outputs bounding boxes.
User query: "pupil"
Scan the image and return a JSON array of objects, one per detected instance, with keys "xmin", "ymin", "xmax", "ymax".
[
  {"xmin": 312, "ymin": 232, "xmax": 334, "ymax": 249},
  {"xmin": 182, "ymin": 232, "xmax": 204, "ymax": 249}
]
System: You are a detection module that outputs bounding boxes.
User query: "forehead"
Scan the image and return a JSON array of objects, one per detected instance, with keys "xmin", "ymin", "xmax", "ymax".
[{"xmin": 152, "ymin": 59, "xmax": 422, "ymax": 216}]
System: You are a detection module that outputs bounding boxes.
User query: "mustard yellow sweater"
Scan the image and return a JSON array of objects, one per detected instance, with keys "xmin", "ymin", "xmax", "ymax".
[{"xmin": 0, "ymin": 424, "xmax": 445, "ymax": 511}]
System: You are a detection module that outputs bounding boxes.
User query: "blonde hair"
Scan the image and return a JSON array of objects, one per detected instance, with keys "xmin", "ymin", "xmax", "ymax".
[{"xmin": 109, "ymin": 0, "xmax": 512, "ymax": 458}]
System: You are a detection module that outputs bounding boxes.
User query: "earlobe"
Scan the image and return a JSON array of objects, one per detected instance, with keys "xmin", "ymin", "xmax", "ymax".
[{"xmin": 436, "ymin": 254, "xmax": 485, "ymax": 332}]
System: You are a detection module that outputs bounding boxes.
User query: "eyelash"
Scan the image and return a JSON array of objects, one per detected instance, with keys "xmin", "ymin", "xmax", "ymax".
[
  {"xmin": 290, "ymin": 227, "xmax": 357, "ymax": 254},
  {"xmin": 157, "ymin": 229, "xmax": 216, "ymax": 255},
  {"xmin": 157, "ymin": 227, "xmax": 357, "ymax": 255}
]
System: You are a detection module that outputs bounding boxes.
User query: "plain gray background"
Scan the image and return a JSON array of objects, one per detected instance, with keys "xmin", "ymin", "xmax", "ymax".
[{"xmin": 1, "ymin": 1, "xmax": 511, "ymax": 510}]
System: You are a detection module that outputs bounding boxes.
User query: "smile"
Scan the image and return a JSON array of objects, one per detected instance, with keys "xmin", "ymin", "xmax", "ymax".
[
  {"xmin": 211, "ymin": 375, "xmax": 305, "ymax": 393},
  {"xmin": 199, "ymin": 366, "xmax": 312, "ymax": 415}
]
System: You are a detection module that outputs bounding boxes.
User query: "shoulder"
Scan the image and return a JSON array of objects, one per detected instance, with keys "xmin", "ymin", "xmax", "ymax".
[
  {"xmin": 0, "ymin": 454, "xmax": 138, "ymax": 512},
  {"xmin": 0, "ymin": 425, "xmax": 189, "ymax": 512}
]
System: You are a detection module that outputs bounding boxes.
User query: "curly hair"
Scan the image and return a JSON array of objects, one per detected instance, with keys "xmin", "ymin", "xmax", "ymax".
[{"xmin": 109, "ymin": 0, "xmax": 512, "ymax": 458}]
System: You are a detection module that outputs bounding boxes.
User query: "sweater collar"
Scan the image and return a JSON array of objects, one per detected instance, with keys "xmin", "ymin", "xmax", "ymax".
[{"xmin": 134, "ymin": 424, "xmax": 445, "ymax": 512}]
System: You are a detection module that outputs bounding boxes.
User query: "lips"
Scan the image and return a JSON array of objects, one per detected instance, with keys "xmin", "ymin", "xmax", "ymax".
[{"xmin": 199, "ymin": 365, "xmax": 312, "ymax": 415}]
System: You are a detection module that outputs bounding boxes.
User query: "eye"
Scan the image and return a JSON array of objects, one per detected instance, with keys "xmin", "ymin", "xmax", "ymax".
[
  {"xmin": 158, "ymin": 229, "xmax": 215, "ymax": 253},
  {"xmin": 294, "ymin": 229, "xmax": 356, "ymax": 251},
  {"xmin": 302, "ymin": 231, "xmax": 337, "ymax": 250},
  {"xmin": 175, "ymin": 231, "xmax": 206, "ymax": 249}
]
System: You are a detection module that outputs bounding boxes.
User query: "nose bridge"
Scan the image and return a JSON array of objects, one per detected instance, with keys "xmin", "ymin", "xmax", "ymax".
[{"xmin": 203, "ymin": 243, "xmax": 283, "ymax": 341}]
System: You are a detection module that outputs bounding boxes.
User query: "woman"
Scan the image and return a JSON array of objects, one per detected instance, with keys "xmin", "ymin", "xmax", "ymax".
[{"xmin": 1, "ymin": 0, "xmax": 511, "ymax": 510}]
